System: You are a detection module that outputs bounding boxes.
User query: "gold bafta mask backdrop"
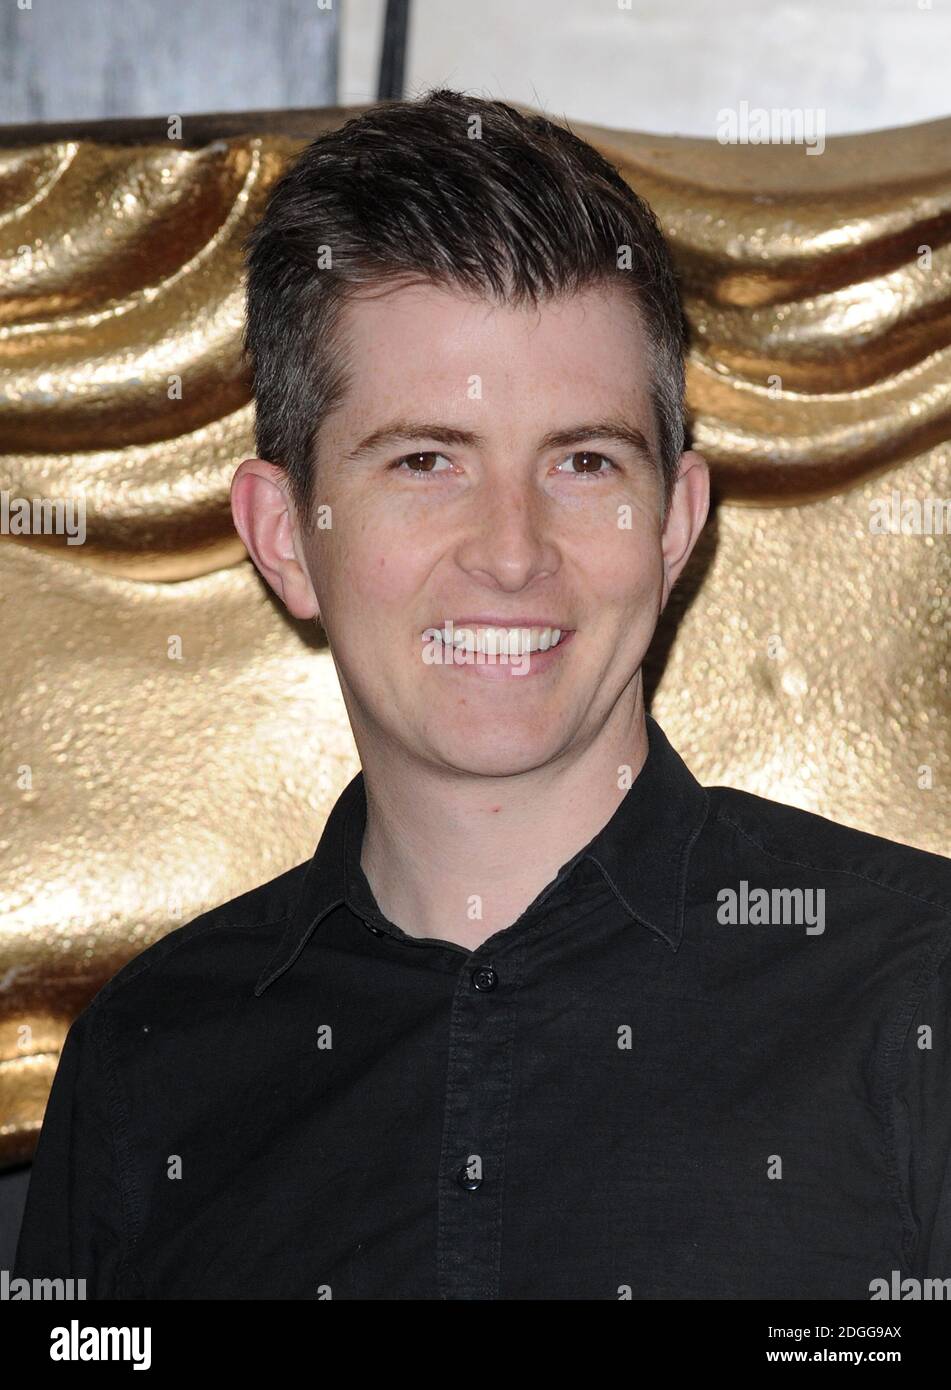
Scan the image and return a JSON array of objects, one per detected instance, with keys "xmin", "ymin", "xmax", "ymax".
[{"xmin": 1, "ymin": 106, "xmax": 948, "ymax": 1166}]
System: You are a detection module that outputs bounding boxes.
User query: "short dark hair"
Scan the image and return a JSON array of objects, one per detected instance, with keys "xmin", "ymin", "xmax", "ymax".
[{"xmin": 242, "ymin": 88, "xmax": 688, "ymax": 525}]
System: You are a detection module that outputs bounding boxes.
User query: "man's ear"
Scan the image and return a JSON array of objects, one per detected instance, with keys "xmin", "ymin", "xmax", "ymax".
[
  {"xmin": 660, "ymin": 449, "xmax": 710, "ymax": 610},
  {"xmin": 230, "ymin": 458, "xmax": 319, "ymax": 620}
]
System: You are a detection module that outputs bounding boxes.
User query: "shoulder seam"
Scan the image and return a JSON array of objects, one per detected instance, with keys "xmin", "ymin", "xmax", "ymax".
[
  {"xmin": 89, "ymin": 999, "xmax": 141, "ymax": 1296},
  {"xmin": 714, "ymin": 804, "xmax": 951, "ymax": 917},
  {"xmin": 95, "ymin": 914, "xmax": 291, "ymax": 1005},
  {"xmin": 878, "ymin": 931, "xmax": 951, "ymax": 1267}
]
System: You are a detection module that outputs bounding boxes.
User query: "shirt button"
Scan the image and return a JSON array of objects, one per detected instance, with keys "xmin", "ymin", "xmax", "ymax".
[
  {"xmin": 366, "ymin": 923, "xmax": 384, "ymax": 936},
  {"xmin": 456, "ymin": 1162, "xmax": 483, "ymax": 1191},
  {"xmin": 471, "ymin": 965, "xmax": 498, "ymax": 992}
]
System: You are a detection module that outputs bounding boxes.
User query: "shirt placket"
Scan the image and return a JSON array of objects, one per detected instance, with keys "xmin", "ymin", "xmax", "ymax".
[{"xmin": 436, "ymin": 940, "xmax": 522, "ymax": 1299}]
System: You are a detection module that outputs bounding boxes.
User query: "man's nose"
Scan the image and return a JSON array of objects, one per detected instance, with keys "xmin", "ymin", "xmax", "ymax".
[{"xmin": 452, "ymin": 478, "xmax": 560, "ymax": 590}]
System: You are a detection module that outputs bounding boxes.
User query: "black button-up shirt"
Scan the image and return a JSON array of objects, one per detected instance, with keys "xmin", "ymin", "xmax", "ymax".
[{"xmin": 13, "ymin": 717, "xmax": 951, "ymax": 1299}]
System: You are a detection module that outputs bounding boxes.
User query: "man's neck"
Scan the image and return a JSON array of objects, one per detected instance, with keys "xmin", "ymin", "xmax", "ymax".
[{"xmin": 357, "ymin": 700, "xmax": 650, "ymax": 951}]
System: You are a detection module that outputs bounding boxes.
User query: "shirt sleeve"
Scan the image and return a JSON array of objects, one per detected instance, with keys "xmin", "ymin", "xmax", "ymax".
[
  {"xmin": 13, "ymin": 999, "xmax": 130, "ymax": 1299},
  {"xmin": 895, "ymin": 939, "xmax": 951, "ymax": 1281}
]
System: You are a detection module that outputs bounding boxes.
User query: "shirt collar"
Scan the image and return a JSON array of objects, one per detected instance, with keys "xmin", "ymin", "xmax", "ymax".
[{"xmin": 254, "ymin": 714, "xmax": 709, "ymax": 995}]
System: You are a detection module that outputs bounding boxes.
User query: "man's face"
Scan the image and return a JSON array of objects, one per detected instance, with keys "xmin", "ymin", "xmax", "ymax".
[{"xmin": 249, "ymin": 279, "xmax": 707, "ymax": 778}]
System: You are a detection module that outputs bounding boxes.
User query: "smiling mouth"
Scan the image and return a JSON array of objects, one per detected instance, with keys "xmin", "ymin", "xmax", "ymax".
[{"xmin": 424, "ymin": 623, "xmax": 571, "ymax": 657}]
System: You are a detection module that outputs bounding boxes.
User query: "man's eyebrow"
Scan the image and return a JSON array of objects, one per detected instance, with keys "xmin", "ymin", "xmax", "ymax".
[
  {"xmin": 343, "ymin": 418, "xmax": 656, "ymax": 463},
  {"xmin": 343, "ymin": 422, "xmax": 484, "ymax": 461}
]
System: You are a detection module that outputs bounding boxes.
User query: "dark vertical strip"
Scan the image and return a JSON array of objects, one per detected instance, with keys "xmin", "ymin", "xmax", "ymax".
[{"xmin": 377, "ymin": 0, "xmax": 411, "ymax": 101}]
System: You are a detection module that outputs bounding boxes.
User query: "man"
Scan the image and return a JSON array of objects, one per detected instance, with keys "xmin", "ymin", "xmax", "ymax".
[{"xmin": 14, "ymin": 89, "xmax": 950, "ymax": 1300}]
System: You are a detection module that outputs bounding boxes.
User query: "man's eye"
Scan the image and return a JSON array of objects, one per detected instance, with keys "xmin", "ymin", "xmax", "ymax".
[
  {"xmin": 392, "ymin": 452, "xmax": 452, "ymax": 475},
  {"xmin": 554, "ymin": 451, "xmax": 616, "ymax": 478}
]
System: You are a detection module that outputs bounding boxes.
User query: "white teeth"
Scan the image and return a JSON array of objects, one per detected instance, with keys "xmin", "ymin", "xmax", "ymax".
[{"xmin": 432, "ymin": 625, "xmax": 567, "ymax": 656}]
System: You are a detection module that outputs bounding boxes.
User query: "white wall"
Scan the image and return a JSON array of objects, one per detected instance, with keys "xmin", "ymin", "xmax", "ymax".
[{"xmin": 342, "ymin": 0, "xmax": 949, "ymax": 136}]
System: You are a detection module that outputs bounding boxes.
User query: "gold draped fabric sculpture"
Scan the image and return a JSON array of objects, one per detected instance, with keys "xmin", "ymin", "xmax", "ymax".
[{"xmin": 0, "ymin": 106, "xmax": 948, "ymax": 1166}]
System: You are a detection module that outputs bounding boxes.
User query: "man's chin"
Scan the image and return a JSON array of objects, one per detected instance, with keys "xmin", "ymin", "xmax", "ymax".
[{"xmin": 420, "ymin": 730, "xmax": 572, "ymax": 780}]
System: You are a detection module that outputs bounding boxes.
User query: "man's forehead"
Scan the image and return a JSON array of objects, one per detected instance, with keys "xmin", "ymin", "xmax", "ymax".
[
  {"xmin": 333, "ymin": 278, "xmax": 654, "ymax": 404},
  {"xmin": 316, "ymin": 278, "xmax": 660, "ymax": 468}
]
